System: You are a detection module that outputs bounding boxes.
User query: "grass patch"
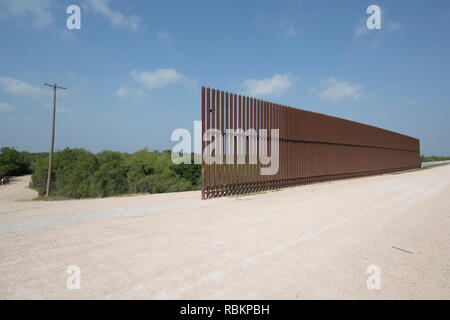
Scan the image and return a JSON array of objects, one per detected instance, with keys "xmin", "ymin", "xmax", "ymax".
[
  {"xmin": 233, "ymin": 188, "xmax": 285, "ymax": 198},
  {"xmin": 31, "ymin": 191, "xmax": 152, "ymax": 201},
  {"xmin": 392, "ymin": 162, "xmax": 450, "ymax": 175},
  {"xmin": 234, "ymin": 191, "xmax": 267, "ymax": 198}
]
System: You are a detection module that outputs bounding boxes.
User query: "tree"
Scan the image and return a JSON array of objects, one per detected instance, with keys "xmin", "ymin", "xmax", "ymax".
[
  {"xmin": 29, "ymin": 147, "xmax": 200, "ymax": 199},
  {"xmin": 0, "ymin": 147, "xmax": 31, "ymax": 177}
]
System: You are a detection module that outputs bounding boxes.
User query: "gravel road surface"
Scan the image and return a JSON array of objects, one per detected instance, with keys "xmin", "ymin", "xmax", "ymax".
[{"xmin": 1, "ymin": 166, "xmax": 449, "ymax": 299}]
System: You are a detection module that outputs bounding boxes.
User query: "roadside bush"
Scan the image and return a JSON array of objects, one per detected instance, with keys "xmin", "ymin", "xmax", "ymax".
[
  {"xmin": 90, "ymin": 151, "xmax": 127, "ymax": 197},
  {"xmin": 31, "ymin": 148, "xmax": 98, "ymax": 197},
  {"xmin": 28, "ymin": 147, "xmax": 200, "ymax": 198},
  {"xmin": 0, "ymin": 147, "xmax": 31, "ymax": 177},
  {"xmin": 420, "ymin": 154, "xmax": 450, "ymax": 163}
]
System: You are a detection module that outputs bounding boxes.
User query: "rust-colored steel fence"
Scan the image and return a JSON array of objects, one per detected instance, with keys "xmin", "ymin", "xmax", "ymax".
[{"xmin": 201, "ymin": 87, "xmax": 420, "ymax": 199}]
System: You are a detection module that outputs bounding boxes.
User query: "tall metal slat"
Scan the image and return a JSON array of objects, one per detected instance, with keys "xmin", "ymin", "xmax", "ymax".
[
  {"xmin": 245, "ymin": 96, "xmax": 249, "ymax": 188},
  {"xmin": 206, "ymin": 88, "xmax": 211, "ymax": 198},
  {"xmin": 264, "ymin": 100, "xmax": 268, "ymax": 185},
  {"xmin": 238, "ymin": 95, "xmax": 243, "ymax": 193},
  {"xmin": 220, "ymin": 90, "xmax": 225, "ymax": 195},
  {"xmin": 201, "ymin": 87, "xmax": 205, "ymax": 199},
  {"xmin": 211, "ymin": 89, "xmax": 216, "ymax": 196},
  {"xmin": 249, "ymin": 98, "xmax": 251, "ymax": 192},
  {"xmin": 225, "ymin": 92, "xmax": 229, "ymax": 194},
  {"xmin": 216, "ymin": 90, "xmax": 221, "ymax": 194},
  {"xmin": 233, "ymin": 93, "xmax": 237, "ymax": 192}
]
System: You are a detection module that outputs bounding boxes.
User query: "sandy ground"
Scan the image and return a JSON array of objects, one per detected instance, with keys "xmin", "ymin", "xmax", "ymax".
[
  {"xmin": 0, "ymin": 167, "xmax": 449, "ymax": 300},
  {"xmin": 0, "ymin": 175, "xmax": 38, "ymax": 203}
]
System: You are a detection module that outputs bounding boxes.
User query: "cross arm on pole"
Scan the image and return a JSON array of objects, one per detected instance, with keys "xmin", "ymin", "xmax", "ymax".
[{"xmin": 44, "ymin": 83, "xmax": 67, "ymax": 90}]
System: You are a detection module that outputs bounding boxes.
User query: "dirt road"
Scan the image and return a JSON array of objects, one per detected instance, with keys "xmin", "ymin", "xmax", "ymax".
[{"xmin": 0, "ymin": 167, "xmax": 449, "ymax": 299}]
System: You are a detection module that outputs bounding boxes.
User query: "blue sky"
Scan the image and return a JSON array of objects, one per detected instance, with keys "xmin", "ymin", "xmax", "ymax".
[{"xmin": 0, "ymin": 0, "xmax": 449, "ymax": 155}]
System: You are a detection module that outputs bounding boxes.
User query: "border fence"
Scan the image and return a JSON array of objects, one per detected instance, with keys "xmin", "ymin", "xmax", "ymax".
[{"xmin": 201, "ymin": 87, "xmax": 420, "ymax": 199}]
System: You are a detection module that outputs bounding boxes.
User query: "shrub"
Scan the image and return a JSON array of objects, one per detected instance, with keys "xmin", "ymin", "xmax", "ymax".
[
  {"xmin": 0, "ymin": 147, "xmax": 31, "ymax": 177},
  {"xmin": 28, "ymin": 148, "xmax": 201, "ymax": 198}
]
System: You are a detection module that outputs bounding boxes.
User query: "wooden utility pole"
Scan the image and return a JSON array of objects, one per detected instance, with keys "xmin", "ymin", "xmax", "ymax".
[{"xmin": 44, "ymin": 83, "xmax": 66, "ymax": 197}]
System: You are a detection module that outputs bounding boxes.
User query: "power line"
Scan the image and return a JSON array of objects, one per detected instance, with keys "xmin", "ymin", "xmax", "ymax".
[{"xmin": 43, "ymin": 83, "xmax": 67, "ymax": 197}]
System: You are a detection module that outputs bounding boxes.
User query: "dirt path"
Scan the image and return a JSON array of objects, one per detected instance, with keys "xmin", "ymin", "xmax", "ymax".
[
  {"xmin": 0, "ymin": 175, "xmax": 37, "ymax": 203},
  {"xmin": 0, "ymin": 166, "xmax": 449, "ymax": 299}
]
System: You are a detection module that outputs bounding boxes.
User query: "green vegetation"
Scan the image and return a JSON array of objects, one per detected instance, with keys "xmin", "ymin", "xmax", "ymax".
[
  {"xmin": 3, "ymin": 146, "xmax": 449, "ymax": 199},
  {"xmin": 420, "ymin": 155, "xmax": 450, "ymax": 162},
  {"xmin": 392, "ymin": 166, "xmax": 433, "ymax": 175},
  {"xmin": 29, "ymin": 148, "xmax": 201, "ymax": 198},
  {"xmin": 1, "ymin": 146, "xmax": 201, "ymax": 199},
  {"xmin": 0, "ymin": 147, "xmax": 34, "ymax": 178}
]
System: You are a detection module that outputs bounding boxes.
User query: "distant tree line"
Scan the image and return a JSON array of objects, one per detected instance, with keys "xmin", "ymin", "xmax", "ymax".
[
  {"xmin": 0, "ymin": 147, "xmax": 36, "ymax": 178},
  {"xmin": 420, "ymin": 155, "xmax": 450, "ymax": 163},
  {"xmin": 2, "ymin": 146, "xmax": 449, "ymax": 199},
  {"xmin": 0, "ymin": 147, "xmax": 201, "ymax": 199}
]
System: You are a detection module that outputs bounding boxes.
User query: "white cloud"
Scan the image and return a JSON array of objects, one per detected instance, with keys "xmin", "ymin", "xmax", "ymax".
[
  {"xmin": 310, "ymin": 78, "xmax": 366, "ymax": 101},
  {"xmin": 0, "ymin": 76, "xmax": 43, "ymax": 97},
  {"xmin": 117, "ymin": 68, "xmax": 195, "ymax": 97},
  {"xmin": 116, "ymin": 87, "xmax": 145, "ymax": 98},
  {"xmin": 0, "ymin": 102, "xmax": 14, "ymax": 113},
  {"xmin": 156, "ymin": 31, "xmax": 171, "ymax": 46},
  {"xmin": 86, "ymin": 0, "xmax": 142, "ymax": 31},
  {"xmin": 243, "ymin": 74, "xmax": 298, "ymax": 97},
  {"xmin": 0, "ymin": 0, "xmax": 53, "ymax": 26},
  {"xmin": 130, "ymin": 68, "xmax": 186, "ymax": 89},
  {"xmin": 353, "ymin": 15, "xmax": 369, "ymax": 38},
  {"xmin": 354, "ymin": 24, "xmax": 368, "ymax": 37},
  {"xmin": 255, "ymin": 16, "xmax": 298, "ymax": 37},
  {"xmin": 254, "ymin": 7, "xmax": 303, "ymax": 38}
]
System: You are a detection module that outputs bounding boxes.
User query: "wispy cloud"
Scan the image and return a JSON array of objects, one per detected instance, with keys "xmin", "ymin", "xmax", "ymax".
[
  {"xmin": 59, "ymin": 29, "xmax": 76, "ymax": 40},
  {"xmin": 0, "ymin": 102, "xmax": 14, "ymax": 113},
  {"xmin": 353, "ymin": 16, "xmax": 369, "ymax": 37},
  {"xmin": 130, "ymin": 68, "xmax": 193, "ymax": 89},
  {"xmin": 254, "ymin": 11, "xmax": 304, "ymax": 38},
  {"xmin": 156, "ymin": 31, "xmax": 171, "ymax": 46},
  {"xmin": 253, "ymin": 1, "xmax": 307, "ymax": 39},
  {"xmin": 0, "ymin": 76, "xmax": 43, "ymax": 97},
  {"xmin": 116, "ymin": 68, "xmax": 195, "ymax": 100},
  {"xmin": 0, "ymin": 0, "xmax": 53, "ymax": 26},
  {"xmin": 243, "ymin": 74, "xmax": 298, "ymax": 97},
  {"xmin": 44, "ymin": 104, "xmax": 73, "ymax": 113},
  {"xmin": 116, "ymin": 87, "xmax": 146, "ymax": 99},
  {"xmin": 407, "ymin": 98, "xmax": 420, "ymax": 105},
  {"xmin": 387, "ymin": 21, "xmax": 402, "ymax": 32},
  {"xmin": 310, "ymin": 78, "xmax": 367, "ymax": 101},
  {"xmin": 86, "ymin": 0, "xmax": 142, "ymax": 31},
  {"xmin": 255, "ymin": 15, "xmax": 299, "ymax": 37}
]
